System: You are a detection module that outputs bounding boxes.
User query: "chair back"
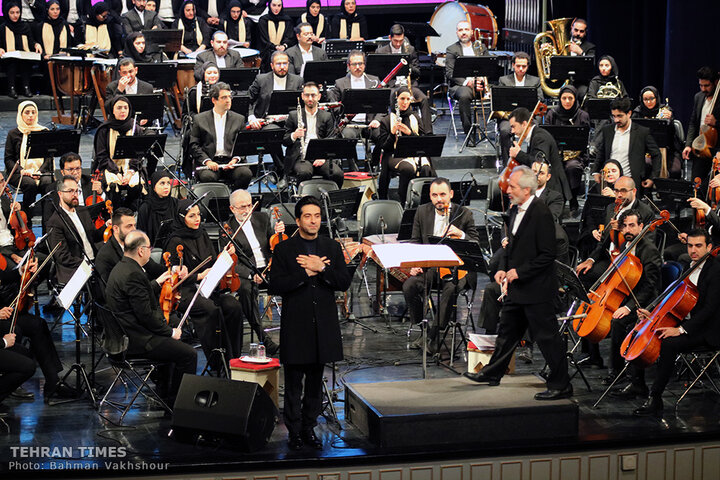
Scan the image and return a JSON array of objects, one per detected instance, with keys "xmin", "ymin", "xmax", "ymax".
[
  {"xmin": 405, "ymin": 178, "xmax": 434, "ymax": 209},
  {"xmin": 661, "ymin": 261, "xmax": 684, "ymax": 291},
  {"xmin": 358, "ymin": 200, "xmax": 404, "ymax": 240},
  {"xmin": 297, "ymin": 179, "xmax": 339, "ymax": 199},
  {"xmin": 94, "ymin": 302, "xmax": 129, "ymax": 358}
]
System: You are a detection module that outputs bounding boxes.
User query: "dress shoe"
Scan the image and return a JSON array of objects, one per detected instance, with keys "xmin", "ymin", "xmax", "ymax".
[
  {"xmin": 601, "ymin": 371, "xmax": 623, "ymax": 386},
  {"xmin": 634, "ymin": 396, "xmax": 664, "ymax": 417},
  {"xmin": 463, "ymin": 371, "xmax": 500, "ymax": 386},
  {"xmin": 288, "ymin": 434, "xmax": 304, "ymax": 451},
  {"xmin": 10, "ymin": 387, "xmax": 34, "ymax": 400},
  {"xmin": 578, "ymin": 354, "xmax": 605, "ymax": 369},
  {"xmin": 44, "ymin": 381, "xmax": 79, "ymax": 403},
  {"xmin": 610, "ymin": 383, "xmax": 648, "ymax": 400},
  {"xmin": 8, "ymin": 86, "xmax": 18, "ymax": 99},
  {"xmin": 535, "ymin": 383, "xmax": 573, "ymax": 400},
  {"xmin": 264, "ymin": 337, "xmax": 280, "ymax": 356},
  {"xmin": 302, "ymin": 429, "xmax": 323, "ymax": 449},
  {"xmin": 22, "ymin": 85, "xmax": 33, "ymax": 97}
]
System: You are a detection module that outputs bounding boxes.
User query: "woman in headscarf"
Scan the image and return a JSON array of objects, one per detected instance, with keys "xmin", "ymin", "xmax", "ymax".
[
  {"xmin": 0, "ymin": 2, "xmax": 43, "ymax": 98},
  {"xmin": 137, "ymin": 170, "xmax": 178, "ymax": 248},
  {"xmin": 298, "ymin": 0, "xmax": 325, "ymax": 45},
  {"xmin": 329, "ymin": 0, "xmax": 367, "ymax": 41},
  {"xmin": 122, "ymin": 31, "xmax": 164, "ymax": 63},
  {"xmin": 172, "ymin": 0, "xmax": 210, "ymax": 57},
  {"xmin": 3, "ymin": 101, "xmax": 54, "ymax": 216},
  {"xmin": 41, "ymin": 1, "xmax": 75, "ymax": 60},
  {"xmin": 590, "ymin": 158, "xmax": 623, "ymax": 197},
  {"xmin": 92, "ymin": 96, "xmax": 147, "ymax": 209},
  {"xmin": 223, "ymin": 1, "xmax": 252, "ymax": 47},
  {"xmin": 586, "ymin": 55, "xmax": 628, "ymax": 99},
  {"xmin": 82, "ymin": 2, "xmax": 123, "ymax": 57},
  {"xmin": 257, "ymin": 0, "xmax": 294, "ymax": 71},
  {"xmin": 164, "ymin": 199, "xmax": 245, "ymax": 363},
  {"xmin": 632, "ymin": 85, "xmax": 683, "ymax": 178},
  {"xmin": 185, "ymin": 61, "xmax": 219, "ymax": 116}
]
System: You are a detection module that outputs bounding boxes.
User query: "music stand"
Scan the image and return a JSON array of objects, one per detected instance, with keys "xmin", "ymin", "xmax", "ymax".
[
  {"xmin": 397, "ymin": 208, "xmax": 416, "ymax": 241},
  {"xmin": 453, "ymin": 56, "xmax": 500, "ymax": 151},
  {"xmin": 26, "ymin": 129, "xmax": 81, "ymax": 158},
  {"xmin": 579, "ymin": 194, "xmax": 615, "ymax": 234},
  {"xmin": 125, "ymin": 93, "xmax": 165, "ymax": 123},
  {"xmin": 305, "ymin": 138, "xmax": 360, "ymax": 163},
  {"xmin": 324, "ymin": 40, "xmax": 365, "ymax": 58},
  {"xmin": 583, "ymin": 98, "xmax": 613, "ymax": 121},
  {"xmin": 549, "ymin": 56, "xmax": 595, "ymax": 84},
  {"xmin": 302, "ymin": 60, "xmax": 347, "ymax": 86},
  {"xmin": 231, "ymin": 129, "xmax": 284, "ymax": 159},
  {"xmin": 219, "ymin": 67, "xmax": 259, "ymax": 92},
  {"xmin": 142, "ymin": 29, "xmax": 182, "ymax": 57},
  {"xmin": 633, "ymin": 118, "xmax": 673, "ymax": 149},
  {"xmin": 490, "ymin": 86, "xmax": 538, "ymax": 112},
  {"xmin": 366, "ymin": 54, "xmax": 410, "ymax": 80},
  {"xmin": 397, "ymin": 21, "xmax": 439, "ymax": 54},
  {"xmin": 653, "ymin": 178, "xmax": 693, "ymax": 217},
  {"xmin": 200, "ymin": 94, "xmax": 250, "ymax": 118},
  {"xmin": 394, "ymin": 135, "xmax": 446, "ymax": 159},
  {"xmin": 539, "ymin": 125, "xmax": 590, "ymax": 152},
  {"xmin": 267, "ymin": 90, "xmax": 302, "ymax": 115},
  {"xmin": 136, "ymin": 62, "xmax": 177, "ymax": 90},
  {"xmin": 341, "ymin": 88, "xmax": 391, "ymax": 115},
  {"xmin": 113, "ymin": 134, "xmax": 167, "ymax": 163}
]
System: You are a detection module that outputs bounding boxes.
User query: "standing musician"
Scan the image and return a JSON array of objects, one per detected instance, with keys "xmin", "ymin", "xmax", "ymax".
[
  {"xmin": 464, "ymin": 166, "xmax": 571, "ymax": 400},
  {"xmin": 329, "ymin": 0, "xmax": 367, "ymax": 41},
  {"xmin": 403, "ymin": 178, "xmax": 478, "ymax": 353},
  {"xmin": 298, "ymin": 0, "xmax": 326, "ymax": 46},
  {"xmin": 257, "ymin": 0, "xmax": 295, "ymax": 71},
  {"xmin": 445, "ymin": 20, "xmax": 487, "ymax": 144},
  {"xmin": 105, "ymin": 57, "xmax": 155, "ymax": 100},
  {"xmin": 0, "ymin": 2, "xmax": 43, "ymax": 98},
  {"xmin": 497, "ymin": 52, "xmax": 543, "ymax": 165},
  {"xmin": 41, "ymin": 1, "xmax": 77, "ymax": 60},
  {"xmin": 633, "ymin": 229, "xmax": 720, "ymax": 417},
  {"xmin": 222, "ymin": 189, "xmax": 282, "ymax": 355},
  {"xmin": 592, "ymin": 97, "xmax": 662, "ymax": 193},
  {"xmin": 682, "ymin": 67, "xmax": 720, "ymax": 186},
  {"xmin": 189, "ymin": 82, "xmax": 253, "ymax": 190},
  {"xmin": 193, "ymin": 31, "xmax": 245, "ymax": 81},
  {"xmin": 82, "ymin": 2, "xmax": 124, "ymax": 58},
  {"xmin": 268, "ymin": 196, "xmax": 353, "ymax": 451},
  {"xmin": 59, "ymin": 0, "xmax": 93, "ymax": 31},
  {"xmin": 283, "ymin": 82, "xmax": 344, "ymax": 187},
  {"xmin": 285, "ymin": 22, "xmax": 327, "ymax": 77},
  {"xmin": 377, "ymin": 87, "xmax": 433, "ymax": 204},
  {"xmin": 137, "ymin": 171, "xmax": 178, "ymax": 249},
  {"xmin": 575, "ymin": 209, "xmax": 662, "ymax": 388},
  {"xmin": 105, "ymin": 230, "xmax": 197, "ymax": 403},
  {"xmin": 375, "ymin": 24, "xmax": 433, "ymax": 134}
]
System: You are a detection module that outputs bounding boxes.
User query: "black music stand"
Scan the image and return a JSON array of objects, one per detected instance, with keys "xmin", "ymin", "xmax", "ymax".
[
  {"xmin": 633, "ymin": 118, "xmax": 673, "ymax": 149},
  {"xmin": 341, "ymin": 88, "xmax": 391, "ymax": 115},
  {"xmin": 305, "ymin": 138, "xmax": 358, "ymax": 162},
  {"xmin": 220, "ymin": 67, "xmax": 259, "ymax": 92},
  {"xmin": 302, "ymin": 60, "xmax": 347, "ymax": 87},
  {"xmin": 267, "ymin": 90, "xmax": 302, "ymax": 115},
  {"xmin": 394, "ymin": 134, "xmax": 446, "ymax": 159},
  {"xmin": 539, "ymin": 125, "xmax": 590, "ymax": 153},
  {"xmin": 653, "ymin": 178, "xmax": 693, "ymax": 217},
  {"xmin": 579, "ymin": 193, "xmax": 615, "ymax": 235},
  {"xmin": 200, "ymin": 94, "xmax": 250, "ymax": 118},
  {"xmin": 396, "ymin": 22, "xmax": 439, "ymax": 54},
  {"xmin": 366, "ymin": 54, "xmax": 410, "ymax": 80},
  {"xmin": 142, "ymin": 28, "xmax": 182, "ymax": 58},
  {"xmin": 26, "ymin": 129, "xmax": 81, "ymax": 158},
  {"xmin": 453, "ymin": 56, "xmax": 500, "ymax": 152},
  {"xmin": 583, "ymin": 98, "xmax": 613, "ymax": 121},
  {"xmin": 231, "ymin": 129, "xmax": 284, "ymax": 160},
  {"xmin": 324, "ymin": 40, "xmax": 365, "ymax": 58},
  {"xmin": 490, "ymin": 86, "xmax": 538, "ymax": 112},
  {"xmin": 136, "ymin": 62, "xmax": 177, "ymax": 90},
  {"xmin": 549, "ymin": 56, "xmax": 595, "ymax": 84},
  {"xmin": 113, "ymin": 133, "xmax": 167, "ymax": 161},
  {"xmin": 125, "ymin": 93, "xmax": 165, "ymax": 123}
]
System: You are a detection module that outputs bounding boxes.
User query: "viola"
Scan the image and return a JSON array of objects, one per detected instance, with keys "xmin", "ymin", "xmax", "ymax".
[
  {"xmin": 573, "ymin": 211, "xmax": 669, "ymax": 343},
  {"xmin": 15, "ymin": 248, "xmax": 35, "ymax": 314},
  {"xmin": 693, "ymin": 177, "xmax": 706, "ymax": 227},
  {"xmin": 3, "ymin": 186, "xmax": 35, "ymax": 251},
  {"xmin": 497, "ymin": 102, "xmax": 548, "ymax": 193},
  {"xmin": 607, "ymin": 197, "xmax": 627, "ymax": 255},
  {"xmin": 159, "ymin": 250, "xmax": 181, "ymax": 323},
  {"xmin": 219, "ymin": 223, "xmax": 241, "ymax": 292},
  {"xmin": 103, "ymin": 200, "xmax": 113, "ymax": 243},
  {"xmin": 621, "ymin": 246, "xmax": 720, "ymax": 366},
  {"xmin": 86, "ymin": 170, "xmax": 107, "ymax": 230},
  {"xmin": 268, "ymin": 206, "xmax": 288, "ymax": 251},
  {"xmin": 708, "ymin": 157, "xmax": 720, "ymax": 210}
]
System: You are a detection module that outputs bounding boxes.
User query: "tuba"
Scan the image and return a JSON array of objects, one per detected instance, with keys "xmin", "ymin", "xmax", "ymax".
[{"xmin": 534, "ymin": 18, "xmax": 573, "ymax": 98}]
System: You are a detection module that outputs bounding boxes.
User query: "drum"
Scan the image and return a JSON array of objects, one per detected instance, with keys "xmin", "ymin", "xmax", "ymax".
[
  {"xmin": 235, "ymin": 47, "xmax": 261, "ymax": 68},
  {"xmin": 175, "ymin": 58, "xmax": 197, "ymax": 99},
  {"xmin": 90, "ymin": 59, "xmax": 116, "ymax": 120},
  {"xmin": 427, "ymin": 2, "xmax": 498, "ymax": 55}
]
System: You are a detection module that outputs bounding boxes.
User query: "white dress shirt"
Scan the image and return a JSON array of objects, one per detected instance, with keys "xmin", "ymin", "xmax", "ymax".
[
  {"xmin": 273, "ymin": 73, "xmax": 287, "ymax": 90},
  {"xmin": 514, "ymin": 73, "xmax": 526, "ymax": 86},
  {"xmin": 689, "ymin": 259, "xmax": 705, "ymax": 286},
  {"xmin": 215, "ymin": 53, "xmax": 227, "ymax": 68},
  {"xmin": 66, "ymin": 209, "xmax": 95, "ymax": 260},
  {"xmin": 213, "ymin": 109, "xmax": 228, "ymax": 156},
  {"xmin": 299, "ymin": 45, "xmax": 314, "ymax": 77},
  {"xmin": 135, "ymin": 8, "xmax": 144, "ymax": 26},
  {"xmin": 241, "ymin": 220, "xmax": 266, "ymax": 269},
  {"xmin": 350, "ymin": 74, "xmax": 367, "ymax": 123},
  {"xmin": 611, "ymin": 122, "xmax": 632, "ymax": 178},
  {"xmin": 511, "ymin": 196, "xmax": 534, "ymax": 235}
]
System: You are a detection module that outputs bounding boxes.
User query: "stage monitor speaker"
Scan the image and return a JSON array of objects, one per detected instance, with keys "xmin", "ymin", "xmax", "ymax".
[{"xmin": 171, "ymin": 374, "xmax": 279, "ymax": 451}]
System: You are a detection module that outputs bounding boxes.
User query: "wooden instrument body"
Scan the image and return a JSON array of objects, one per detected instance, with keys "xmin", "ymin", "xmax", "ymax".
[{"xmin": 497, "ymin": 102, "xmax": 548, "ymax": 192}]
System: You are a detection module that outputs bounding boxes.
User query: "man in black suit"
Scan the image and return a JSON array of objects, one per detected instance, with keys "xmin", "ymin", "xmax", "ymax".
[
  {"xmin": 189, "ymin": 82, "xmax": 252, "ymax": 189},
  {"xmin": 497, "ymin": 52, "xmax": 543, "ymax": 164},
  {"xmin": 634, "ymin": 229, "xmax": 720, "ymax": 417},
  {"xmin": 688, "ymin": 173, "xmax": 720, "ymax": 245},
  {"xmin": 193, "ymin": 31, "xmax": 244, "ymax": 81},
  {"xmin": 403, "ymin": 178, "xmax": 479, "ymax": 352},
  {"xmin": 223, "ymin": 189, "xmax": 283, "ymax": 355},
  {"xmin": 59, "ymin": 0, "xmax": 92, "ymax": 29},
  {"xmin": 268, "ymin": 196, "xmax": 353, "ymax": 451},
  {"xmin": 375, "ymin": 24, "xmax": 433, "ymax": 134},
  {"xmin": 105, "ymin": 230, "xmax": 197, "ymax": 401},
  {"xmin": 465, "ymin": 166, "xmax": 571, "ymax": 400},
  {"xmin": 509, "ymin": 107, "xmax": 572, "ymax": 202},
  {"xmin": 47, "ymin": 176, "xmax": 106, "ymax": 285},
  {"xmin": 285, "ymin": 22, "xmax": 327, "ymax": 77},
  {"xmin": 567, "ymin": 18, "xmax": 595, "ymax": 100},
  {"xmin": 105, "ymin": 58, "xmax": 155, "ymax": 101},
  {"xmin": 121, "ymin": 0, "xmax": 165, "ymax": 34},
  {"xmin": 0, "ymin": 331, "xmax": 35, "ymax": 407},
  {"xmin": 445, "ymin": 20, "xmax": 488, "ymax": 141},
  {"xmin": 682, "ymin": 67, "xmax": 720, "ymax": 186},
  {"xmin": 592, "ymin": 97, "xmax": 662, "ymax": 193},
  {"xmin": 329, "ymin": 50, "xmax": 382, "ymax": 137},
  {"xmin": 43, "ymin": 152, "xmax": 105, "ymax": 229},
  {"xmin": 283, "ymin": 82, "xmax": 343, "ymax": 186}
]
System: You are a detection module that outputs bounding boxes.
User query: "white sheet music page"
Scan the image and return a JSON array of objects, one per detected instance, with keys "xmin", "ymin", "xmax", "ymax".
[
  {"xmin": 200, "ymin": 250, "xmax": 234, "ymax": 298},
  {"xmin": 58, "ymin": 259, "xmax": 93, "ymax": 309},
  {"xmin": 371, "ymin": 243, "xmax": 461, "ymax": 269}
]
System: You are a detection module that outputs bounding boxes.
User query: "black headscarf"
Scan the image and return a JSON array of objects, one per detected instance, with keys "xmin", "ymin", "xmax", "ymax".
[
  {"xmin": 180, "ymin": 0, "xmax": 198, "ymax": 28},
  {"xmin": 637, "ymin": 86, "xmax": 661, "ymax": 118},
  {"xmin": 339, "ymin": 0, "xmax": 357, "ymax": 20},
  {"xmin": 266, "ymin": 0, "xmax": 290, "ymax": 22},
  {"xmin": 223, "ymin": 1, "xmax": 244, "ymax": 38},
  {"xmin": 555, "ymin": 84, "xmax": 580, "ymax": 122},
  {"xmin": 123, "ymin": 32, "xmax": 150, "ymax": 63},
  {"xmin": 87, "ymin": 2, "xmax": 110, "ymax": 27},
  {"xmin": 4, "ymin": 2, "xmax": 32, "ymax": 36},
  {"xmin": 100, "ymin": 96, "xmax": 135, "ymax": 132},
  {"xmin": 603, "ymin": 159, "xmax": 624, "ymax": 179},
  {"xmin": 143, "ymin": 170, "xmax": 179, "ymax": 244},
  {"xmin": 304, "ymin": 0, "xmax": 321, "ymax": 29},
  {"xmin": 171, "ymin": 198, "xmax": 207, "ymax": 241},
  {"xmin": 597, "ymin": 55, "xmax": 619, "ymax": 80},
  {"xmin": 44, "ymin": 0, "xmax": 65, "ymax": 28},
  {"xmin": 200, "ymin": 61, "xmax": 218, "ymax": 93}
]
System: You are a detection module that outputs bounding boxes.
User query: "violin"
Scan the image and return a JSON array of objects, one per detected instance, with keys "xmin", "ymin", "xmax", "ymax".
[
  {"xmin": 573, "ymin": 211, "xmax": 669, "ymax": 343},
  {"xmin": 15, "ymin": 247, "xmax": 35, "ymax": 314},
  {"xmin": 621, "ymin": 246, "xmax": 720, "ymax": 366},
  {"xmin": 103, "ymin": 200, "xmax": 113, "ymax": 243},
  {"xmin": 607, "ymin": 197, "xmax": 626, "ymax": 255},
  {"xmin": 693, "ymin": 177, "xmax": 706, "ymax": 227},
  {"xmin": 5, "ymin": 186, "xmax": 35, "ymax": 251},
  {"xmin": 219, "ymin": 223, "xmax": 241, "ymax": 292},
  {"xmin": 438, "ymin": 205, "xmax": 467, "ymax": 280},
  {"xmin": 710, "ymin": 156, "xmax": 720, "ymax": 210},
  {"xmin": 498, "ymin": 102, "xmax": 548, "ymax": 194},
  {"xmin": 159, "ymin": 250, "xmax": 181, "ymax": 323},
  {"xmin": 86, "ymin": 170, "xmax": 107, "ymax": 230},
  {"xmin": 268, "ymin": 206, "xmax": 288, "ymax": 251}
]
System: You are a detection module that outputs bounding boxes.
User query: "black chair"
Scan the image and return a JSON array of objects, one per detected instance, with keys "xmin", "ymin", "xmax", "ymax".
[
  {"xmin": 358, "ymin": 200, "xmax": 404, "ymax": 240},
  {"xmin": 296, "ymin": 179, "xmax": 339, "ymax": 199},
  {"xmin": 404, "ymin": 177, "xmax": 434, "ymax": 209},
  {"xmin": 675, "ymin": 346, "xmax": 720, "ymax": 409}
]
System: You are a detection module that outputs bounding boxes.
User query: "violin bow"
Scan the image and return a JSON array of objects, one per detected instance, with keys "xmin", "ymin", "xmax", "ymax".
[
  {"xmin": 224, "ymin": 201, "xmax": 259, "ymax": 251},
  {"xmin": 9, "ymin": 242, "xmax": 62, "ymax": 332},
  {"xmin": 171, "ymin": 255, "xmax": 213, "ymax": 292},
  {"xmin": 643, "ymin": 195, "xmax": 682, "ymax": 235}
]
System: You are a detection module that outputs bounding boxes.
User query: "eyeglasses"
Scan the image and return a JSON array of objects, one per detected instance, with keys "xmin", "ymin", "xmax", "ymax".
[
  {"xmin": 61, "ymin": 189, "xmax": 80, "ymax": 195},
  {"xmin": 64, "ymin": 167, "xmax": 82, "ymax": 173},
  {"xmin": 613, "ymin": 188, "xmax": 631, "ymax": 194},
  {"xmin": 349, "ymin": 62, "xmax": 365, "ymax": 67},
  {"xmin": 139, "ymin": 245, "xmax": 152, "ymax": 252}
]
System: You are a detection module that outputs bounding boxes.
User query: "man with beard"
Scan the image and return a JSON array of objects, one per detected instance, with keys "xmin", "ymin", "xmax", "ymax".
[
  {"xmin": 683, "ymin": 67, "xmax": 720, "ymax": 187},
  {"xmin": 567, "ymin": 18, "xmax": 595, "ymax": 100},
  {"xmin": 193, "ymin": 31, "xmax": 244, "ymax": 81},
  {"xmin": 464, "ymin": 166, "xmax": 571, "ymax": 400},
  {"xmin": 121, "ymin": 0, "xmax": 164, "ymax": 34},
  {"xmin": 285, "ymin": 22, "xmax": 327, "ymax": 77}
]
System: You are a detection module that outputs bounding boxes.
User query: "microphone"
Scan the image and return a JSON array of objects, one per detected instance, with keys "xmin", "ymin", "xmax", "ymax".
[
  {"xmin": 182, "ymin": 191, "xmax": 210, "ymax": 214},
  {"xmin": 318, "ymin": 187, "xmax": 329, "ymax": 198},
  {"xmin": 468, "ymin": 172, "xmax": 479, "ymax": 185},
  {"xmin": 378, "ymin": 215, "xmax": 386, "ymax": 243},
  {"xmin": 248, "ymin": 171, "xmax": 278, "ymax": 187},
  {"xmin": 28, "ymin": 190, "xmax": 54, "ymax": 209}
]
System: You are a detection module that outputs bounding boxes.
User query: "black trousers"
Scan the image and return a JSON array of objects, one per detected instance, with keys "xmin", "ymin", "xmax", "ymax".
[
  {"xmin": 479, "ymin": 281, "xmax": 502, "ymax": 334},
  {"xmin": 650, "ymin": 334, "xmax": 710, "ymax": 397},
  {"xmin": 0, "ymin": 344, "xmax": 36, "ymax": 403},
  {"xmin": 236, "ymin": 280, "xmax": 267, "ymax": 342},
  {"xmin": 178, "ymin": 292, "xmax": 229, "ymax": 363},
  {"xmin": 450, "ymin": 85, "xmax": 475, "ymax": 134},
  {"xmin": 481, "ymin": 300, "xmax": 570, "ymax": 390},
  {"xmin": 213, "ymin": 292, "xmax": 244, "ymax": 358},
  {"xmin": 293, "ymin": 159, "xmax": 344, "ymax": 188},
  {"xmin": 378, "ymin": 154, "xmax": 433, "ymax": 204},
  {"xmin": 4, "ymin": 59, "xmax": 32, "ymax": 90},
  {"xmin": 196, "ymin": 162, "xmax": 253, "ymax": 190},
  {"xmin": 498, "ymin": 119, "xmax": 512, "ymax": 164},
  {"xmin": 283, "ymin": 363, "xmax": 324, "ymax": 436},
  {"xmin": 403, "ymin": 271, "xmax": 468, "ymax": 338},
  {"xmin": 1, "ymin": 314, "xmax": 63, "ymax": 387},
  {"xmin": 9, "ymin": 173, "xmax": 53, "ymax": 218},
  {"xmin": 140, "ymin": 336, "xmax": 197, "ymax": 398}
]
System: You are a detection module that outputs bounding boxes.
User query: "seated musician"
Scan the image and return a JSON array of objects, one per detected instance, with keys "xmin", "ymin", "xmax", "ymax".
[
  {"xmin": 329, "ymin": 0, "xmax": 367, "ymax": 40},
  {"xmin": 632, "ymin": 228, "xmax": 720, "ymax": 417},
  {"xmin": 575, "ymin": 209, "xmax": 661, "ymax": 389},
  {"xmin": 92, "ymin": 96, "xmax": 147, "ymax": 209},
  {"xmin": 445, "ymin": 20, "xmax": 487, "ymax": 144},
  {"xmin": 47, "ymin": 175, "xmax": 106, "ymax": 285},
  {"xmin": 82, "ymin": 3, "xmax": 124, "ymax": 58},
  {"xmin": 0, "ymin": 331, "xmax": 35, "ymax": 410},
  {"xmin": 105, "ymin": 58, "xmax": 155, "ymax": 101},
  {"xmin": 105, "ymin": 230, "xmax": 197, "ymax": 402},
  {"xmin": 185, "ymin": 61, "xmax": 220, "ymax": 116},
  {"xmin": 682, "ymin": 67, "xmax": 720, "ymax": 187},
  {"xmin": 285, "ymin": 22, "xmax": 327, "ymax": 77},
  {"xmin": 123, "ymin": 31, "xmax": 166, "ymax": 63},
  {"xmin": 632, "ymin": 86, "xmax": 683, "ymax": 178},
  {"xmin": 283, "ymin": 82, "xmax": 344, "ymax": 187},
  {"xmin": 121, "ymin": 0, "xmax": 165, "ymax": 34},
  {"xmin": 222, "ymin": 189, "xmax": 282, "ymax": 355},
  {"xmin": 165, "ymin": 199, "xmax": 245, "ymax": 363},
  {"xmin": 0, "ymin": 2, "xmax": 43, "ymax": 98},
  {"xmin": 193, "ymin": 31, "xmax": 245, "ymax": 81},
  {"xmin": 173, "ymin": 0, "xmax": 211, "ymax": 57},
  {"xmin": 41, "ymin": 1, "xmax": 77, "ymax": 61},
  {"xmin": 591, "ymin": 97, "xmax": 661, "ymax": 193},
  {"xmin": 377, "ymin": 87, "xmax": 432, "ymax": 204},
  {"xmin": 497, "ymin": 52, "xmax": 543, "ymax": 165},
  {"xmin": 223, "ymin": 2, "xmax": 252, "ymax": 48},
  {"xmin": 4, "ymin": 101, "xmax": 54, "ymax": 218},
  {"xmin": 567, "ymin": 18, "xmax": 595, "ymax": 100},
  {"xmin": 298, "ymin": 0, "xmax": 326, "ymax": 46},
  {"xmin": 403, "ymin": 178, "xmax": 479, "ymax": 353},
  {"xmin": 257, "ymin": 0, "xmax": 295, "ymax": 71},
  {"xmin": 586, "ymin": 55, "xmax": 628, "ymax": 100},
  {"xmin": 137, "ymin": 171, "xmax": 178, "ymax": 249},
  {"xmin": 590, "ymin": 159, "xmax": 623, "ymax": 197},
  {"xmin": 189, "ymin": 82, "xmax": 253, "ymax": 189}
]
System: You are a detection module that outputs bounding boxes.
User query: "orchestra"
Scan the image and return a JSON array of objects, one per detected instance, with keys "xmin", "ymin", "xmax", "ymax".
[{"xmin": 2, "ymin": 4, "xmax": 720, "ymax": 449}]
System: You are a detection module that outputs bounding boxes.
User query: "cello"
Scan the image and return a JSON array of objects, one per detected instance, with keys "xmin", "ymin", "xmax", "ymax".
[
  {"xmin": 86, "ymin": 170, "xmax": 107, "ymax": 230},
  {"xmin": 573, "ymin": 212, "xmax": 669, "ymax": 343},
  {"xmin": 621, "ymin": 246, "xmax": 720, "ymax": 366},
  {"xmin": 497, "ymin": 101, "xmax": 548, "ymax": 192},
  {"xmin": 103, "ymin": 200, "xmax": 113, "ymax": 243},
  {"xmin": 693, "ymin": 177, "xmax": 706, "ymax": 227},
  {"xmin": 159, "ymin": 251, "xmax": 181, "ymax": 323}
]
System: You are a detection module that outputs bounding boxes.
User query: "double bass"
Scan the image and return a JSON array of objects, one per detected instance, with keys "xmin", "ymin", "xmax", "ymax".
[{"xmin": 497, "ymin": 101, "xmax": 548, "ymax": 192}]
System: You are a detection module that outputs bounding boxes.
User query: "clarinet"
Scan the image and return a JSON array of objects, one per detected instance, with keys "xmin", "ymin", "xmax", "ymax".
[{"xmin": 297, "ymin": 97, "xmax": 306, "ymax": 163}]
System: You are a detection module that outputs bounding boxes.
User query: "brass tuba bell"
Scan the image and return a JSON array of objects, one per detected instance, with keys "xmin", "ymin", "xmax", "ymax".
[{"xmin": 533, "ymin": 18, "xmax": 573, "ymax": 98}]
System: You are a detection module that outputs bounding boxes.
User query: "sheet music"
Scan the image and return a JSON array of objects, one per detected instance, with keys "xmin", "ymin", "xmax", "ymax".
[
  {"xmin": 468, "ymin": 333, "xmax": 497, "ymax": 350},
  {"xmin": 58, "ymin": 260, "xmax": 93, "ymax": 309},
  {"xmin": 200, "ymin": 250, "xmax": 233, "ymax": 298},
  {"xmin": 2, "ymin": 51, "xmax": 41, "ymax": 61},
  {"xmin": 371, "ymin": 243, "xmax": 461, "ymax": 269}
]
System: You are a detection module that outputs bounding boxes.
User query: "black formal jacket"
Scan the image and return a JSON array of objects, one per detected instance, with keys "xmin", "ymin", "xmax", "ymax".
[
  {"xmin": 96, "ymin": 235, "xmax": 164, "ymax": 284},
  {"xmin": 328, "ymin": 73, "xmax": 381, "ymax": 122},
  {"xmin": 3, "ymin": 129, "xmax": 54, "ymax": 177},
  {"xmin": 683, "ymin": 255, "xmax": 720, "ymax": 346},
  {"xmin": 500, "ymin": 197, "xmax": 557, "ymax": 304},
  {"xmin": 703, "ymin": 208, "xmax": 720, "ymax": 245},
  {"xmin": 220, "ymin": 212, "xmax": 273, "ymax": 280},
  {"xmin": 59, "ymin": 0, "xmax": 93, "ymax": 23},
  {"xmin": 592, "ymin": 121, "xmax": 662, "ymax": 189},
  {"xmin": 374, "ymin": 42, "xmax": 421, "ymax": 87},
  {"xmin": 444, "ymin": 40, "xmax": 487, "ymax": 88},
  {"xmin": 121, "ymin": 8, "xmax": 165, "ymax": 35},
  {"xmin": 498, "ymin": 73, "xmax": 543, "ymax": 101},
  {"xmin": 247, "ymin": 71, "xmax": 303, "ymax": 119},
  {"xmin": 105, "ymin": 256, "xmax": 173, "ymax": 355},
  {"xmin": 104, "ymin": 79, "xmax": 155, "ymax": 102},
  {"xmin": 575, "ymin": 39, "xmax": 595, "ymax": 58},
  {"xmin": 411, "ymin": 202, "xmax": 479, "ymax": 245},
  {"xmin": 188, "ymin": 109, "xmax": 246, "ymax": 167},
  {"xmin": 538, "ymin": 186, "xmax": 564, "ymax": 222},
  {"xmin": 268, "ymin": 235, "xmax": 352, "ymax": 365},
  {"xmin": 42, "ymin": 174, "xmax": 103, "ymax": 228},
  {"xmin": 515, "ymin": 126, "xmax": 572, "ymax": 201},
  {"xmin": 685, "ymin": 91, "xmax": 720, "ymax": 150},
  {"xmin": 193, "ymin": 48, "xmax": 245, "ymax": 81},
  {"xmin": 285, "ymin": 44, "xmax": 327, "ymax": 76},
  {"xmin": 47, "ymin": 206, "xmax": 104, "ymax": 284},
  {"xmin": 282, "ymin": 108, "xmax": 335, "ymax": 167}
]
